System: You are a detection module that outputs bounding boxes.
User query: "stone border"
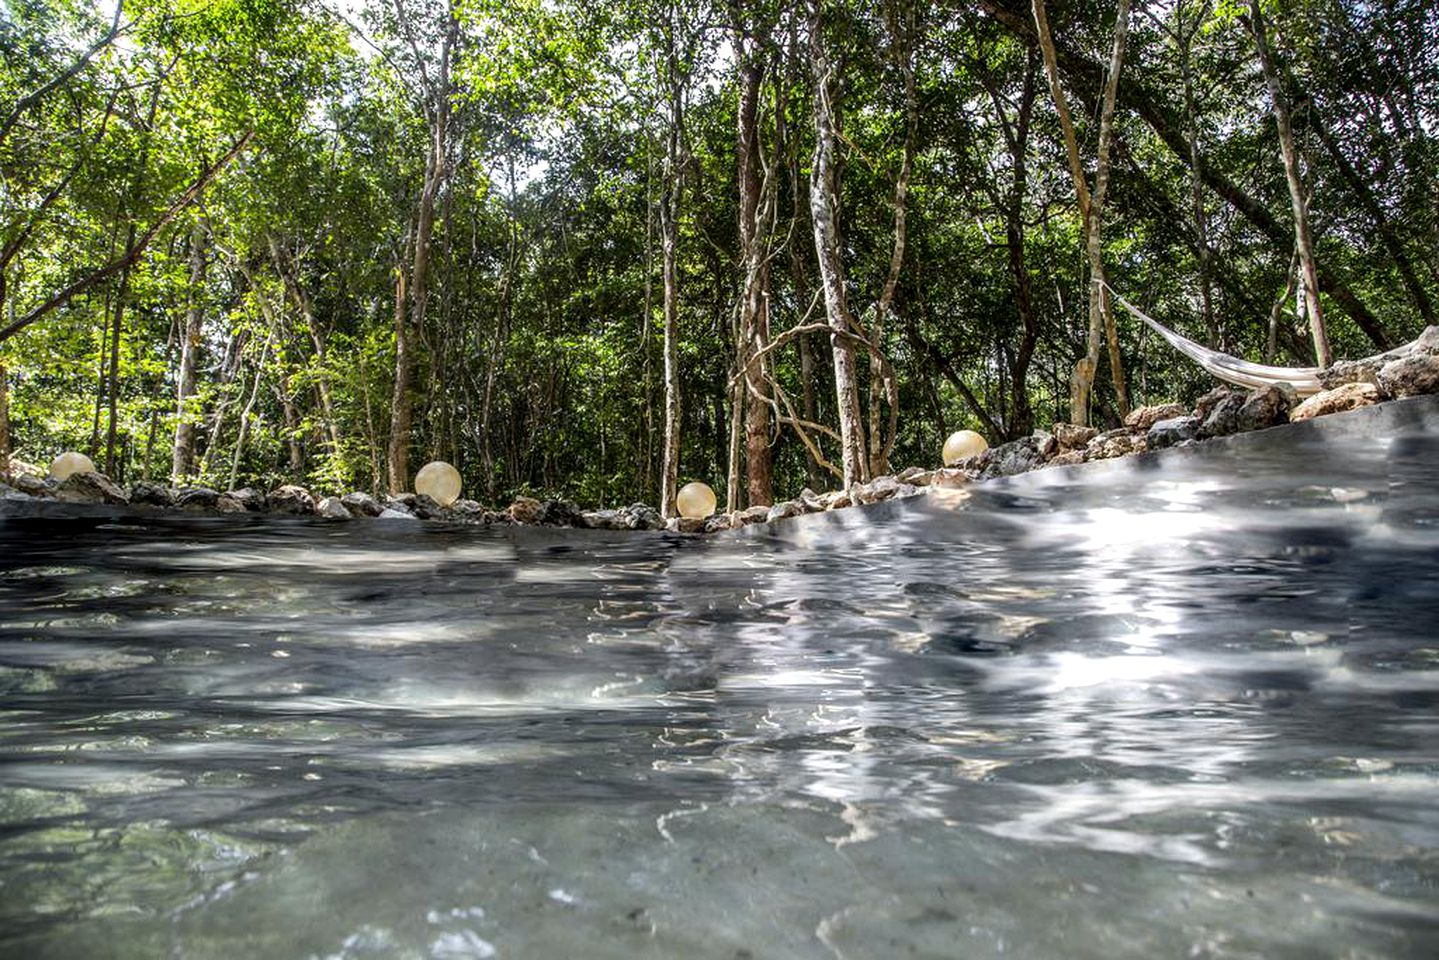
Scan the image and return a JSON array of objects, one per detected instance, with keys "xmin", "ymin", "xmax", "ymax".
[{"xmin": 5, "ymin": 338, "xmax": 1436, "ymax": 534}]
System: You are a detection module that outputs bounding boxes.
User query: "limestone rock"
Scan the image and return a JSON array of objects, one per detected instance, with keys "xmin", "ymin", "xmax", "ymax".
[
  {"xmin": 377, "ymin": 507, "xmax": 419, "ymax": 520},
  {"xmin": 404, "ymin": 494, "xmax": 445, "ymax": 520},
  {"xmin": 341, "ymin": 491, "xmax": 383, "ymax": 517},
  {"xmin": 1195, "ymin": 386, "xmax": 1243, "ymax": 422},
  {"xmin": 268, "ymin": 485, "xmax": 316, "ymax": 515},
  {"xmin": 581, "ymin": 509, "xmax": 613, "ymax": 529},
  {"xmin": 54, "ymin": 471, "xmax": 129, "ymax": 505},
  {"xmin": 853, "ymin": 476, "xmax": 901, "ymax": 504},
  {"xmin": 316, "ymin": 496, "xmax": 352, "ymax": 519},
  {"xmin": 1413, "ymin": 325, "xmax": 1439, "ymax": 356},
  {"xmin": 666, "ymin": 516, "xmax": 706, "ymax": 533},
  {"xmin": 1198, "ymin": 391, "xmax": 1247, "ymax": 439},
  {"xmin": 215, "ymin": 494, "xmax": 248, "ymax": 514},
  {"xmin": 766, "ymin": 501, "xmax": 803, "ymax": 522},
  {"xmin": 971, "ymin": 436, "xmax": 1048, "ymax": 480},
  {"xmin": 449, "ymin": 499, "xmax": 484, "ymax": 518},
  {"xmin": 175, "ymin": 487, "xmax": 221, "ymax": 511},
  {"xmin": 1125, "ymin": 402, "xmax": 1188, "ymax": 432},
  {"xmin": 928, "ymin": 468, "xmax": 972, "ymax": 489},
  {"xmin": 1290, "ymin": 382, "xmax": 1382, "ymax": 421},
  {"xmin": 1378, "ymin": 354, "xmax": 1439, "ymax": 399},
  {"xmin": 619, "ymin": 503, "xmax": 664, "ymax": 531},
  {"xmin": 703, "ymin": 514, "xmax": 735, "ymax": 533},
  {"xmin": 736, "ymin": 504, "xmax": 769, "ymax": 524},
  {"xmin": 798, "ymin": 488, "xmax": 825, "ymax": 512},
  {"xmin": 1087, "ymin": 431, "xmax": 1147, "ymax": 460},
  {"xmin": 896, "ymin": 466, "xmax": 927, "ymax": 483},
  {"xmin": 128, "ymin": 481, "xmax": 174, "ymax": 507},
  {"xmin": 508, "ymin": 496, "xmax": 542, "ymax": 524},
  {"xmin": 822, "ymin": 490, "xmax": 852, "ymax": 510},
  {"xmin": 1047, "ymin": 449, "xmax": 1087, "ymax": 468},
  {"xmin": 1146, "ymin": 415, "xmax": 1200, "ymax": 451},
  {"xmin": 1318, "ymin": 356, "xmax": 1385, "ymax": 390},
  {"xmin": 226, "ymin": 487, "xmax": 267, "ymax": 511},
  {"xmin": 1052, "ymin": 423, "xmax": 1098, "ymax": 452},
  {"xmin": 10, "ymin": 473, "xmax": 51, "ymax": 497},
  {"xmin": 537, "ymin": 499, "xmax": 584, "ymax": 526},
  {"xmin": 1236, "ymin": 383, "xmax": 1293, "ymax": 432}
]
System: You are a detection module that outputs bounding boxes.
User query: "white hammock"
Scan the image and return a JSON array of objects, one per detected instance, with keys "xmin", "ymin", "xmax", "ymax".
[{"xmin": 1101, "ymin": 283, "xmax": 1325, "ymax": 396}]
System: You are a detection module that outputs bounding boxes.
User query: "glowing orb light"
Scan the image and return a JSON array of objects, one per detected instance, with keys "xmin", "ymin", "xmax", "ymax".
[
  {"xmin": 49, "ymin": 451, "xmax": 96, "ymax": 481},
  {"xmin": 942, "ymin": 430, "xmax": 988, "ymax": 466},
  {"xmin": 676, "ymin": 481, "xmax": 717, "ymax": 519},
  {"xmin": 414, "ymin": 460, "xmax": 462, "ymax": 506}
]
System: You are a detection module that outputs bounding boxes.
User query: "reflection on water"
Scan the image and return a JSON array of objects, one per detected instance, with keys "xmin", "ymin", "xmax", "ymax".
[{"xmin": 3, "ymin": 398, "xmax": 1439, "ymax": 958}]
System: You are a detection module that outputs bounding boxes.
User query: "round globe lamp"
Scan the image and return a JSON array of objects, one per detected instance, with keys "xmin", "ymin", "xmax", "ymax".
[
  {"xmin": 942, "ymin": 430, "xmax": 988, "ymax": 466},
  {"xmin": 676, "ymin": 481, "xmax": 717, "ymax": 520},
  {"xmin": 414, "ymin": 460, "xmax": 462, "ymax": 507},
  {"xmin": 49, "ymin": 451, "xmax": 96, "ymax": 481}
]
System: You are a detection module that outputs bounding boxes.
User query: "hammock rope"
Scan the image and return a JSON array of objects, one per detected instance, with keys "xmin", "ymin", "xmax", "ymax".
[{"xmin": 1099, "ymin": 282, "xmax": 1324, "ymax": 396}]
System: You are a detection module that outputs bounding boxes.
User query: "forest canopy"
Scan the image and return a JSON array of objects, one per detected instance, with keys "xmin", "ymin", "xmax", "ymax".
[{"xmin": 1, "ymin": 0, "xmax": 1435, "ymax": 514}]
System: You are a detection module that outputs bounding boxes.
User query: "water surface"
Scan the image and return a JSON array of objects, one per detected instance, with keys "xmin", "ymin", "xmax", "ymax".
[{"xmin": 3, "ymin": 399, "xmax": 1439, "ymax": 958}]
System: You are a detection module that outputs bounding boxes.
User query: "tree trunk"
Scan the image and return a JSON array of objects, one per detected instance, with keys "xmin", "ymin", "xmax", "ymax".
[
  {"xmin": 1249, "ymin": 0, "xmax": 1330, "ymax": 367},
  {"xmin": 388, "ymin": 14, "xmax": 456, "ymax": 494},
  {"xmin": 104, "ymin": 225, "xmax": 136, "ymax": 477},
  {"xmin": 172, "ymin": 221, "xmax": 205, "ymax": 480},
  {"xmin": 0, "ymin": 359, "xmax": 10, "ymax": 474},
  {"xmin": 807, "ymin": 1, "xmax": 867, "ymax": 488},
  {"xmin": 658, "ymin": 14, "xmax": 684, "ymax": 518},
  {"xmin": 735, "ymin": 23, "xmax": 773, "ymax": 508},
  {"xmin": 1033, "ymin": 0, "xmax": 1129, "ymax": 426}
]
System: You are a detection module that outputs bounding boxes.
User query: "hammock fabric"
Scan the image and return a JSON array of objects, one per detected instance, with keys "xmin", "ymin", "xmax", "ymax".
[{"xmin": 1102, "ymin": 283, "xmax": 1324, "ymax": 396}]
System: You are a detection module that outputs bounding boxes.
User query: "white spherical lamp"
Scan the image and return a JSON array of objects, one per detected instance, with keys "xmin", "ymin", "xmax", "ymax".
[
  {"xmin": 676, "ymin": 481, "xmax": 716, "ymax": 520},
  {"xmin": 942, "ymin": 430, "xmax": 988, "ymax": 466},
  {"xmin": 414, "ymin": 460, "xmax": 462, "ymax": 507},
  {"xmin": 49, "ymin": 451, "xmax": 96, "ymax": 481}
]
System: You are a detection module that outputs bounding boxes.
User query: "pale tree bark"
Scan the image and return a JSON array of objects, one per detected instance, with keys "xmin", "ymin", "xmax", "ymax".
[
  {"xmin": 0, "ymin": 359, "xmax": 10, "ymax": 474},
  {"xmin": 658, "ymin": 3, "xmax": 685, "ymax": 518},
  {"xmin": 807, "ymin": 0, "xmax": 867, "ymax": 488},
  {"xmin": 171, "ymin": 221, "xmax": 206, "ymax": 480},
  {"xmin": 1248, "ymin": 0, "xmax": 1330, "ymax": 367},
  {"xmin": 1032, "ymin": 0, "xmax": 1129, "ymax": 426},
  {"xmin": 388, "ymin": 7, "xmax": 457, "ymax": 493}
]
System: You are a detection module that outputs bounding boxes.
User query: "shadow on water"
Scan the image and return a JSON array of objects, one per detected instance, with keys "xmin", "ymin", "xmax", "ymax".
[{"xmin": 2, "ymin": 397, "xmax": 1439, "ymax": 958}]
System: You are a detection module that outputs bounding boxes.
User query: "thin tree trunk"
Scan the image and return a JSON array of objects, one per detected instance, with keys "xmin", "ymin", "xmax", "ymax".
[
  {"xmin": 1033, "ymin": 0, "xmax": 1129, "ymax": 425},
  {"xmin": 172, "ymin": 221, "xmax": 205, "ymax": 480},
  {"xmin": 735, "ymin": 19, "xmax": 773, "ymax": 508},
  {"xmin": 658, "ymin": 10, "xmax": 684, "ymax": 518},
  {"xmin": 0, "ymin": 360, "xmax": 9, "ymax": 474},
  {"xmin": 388, "ymin": 13, "xmax": 456, "ymax": 494},
  {"xmin": 1249, "ymin": 0, "xmax": 1329, "ymax": 367},
  {"xmin": 104, "ymin": 224, "xmax": 136, "ymax": 477},
  {"xmin": 229, "ymin": 330, "xmax": 274, "ymax": 490},
  {"xmin": 807, "ymin": 1, "xmax": 867, "ymax": 488}
]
